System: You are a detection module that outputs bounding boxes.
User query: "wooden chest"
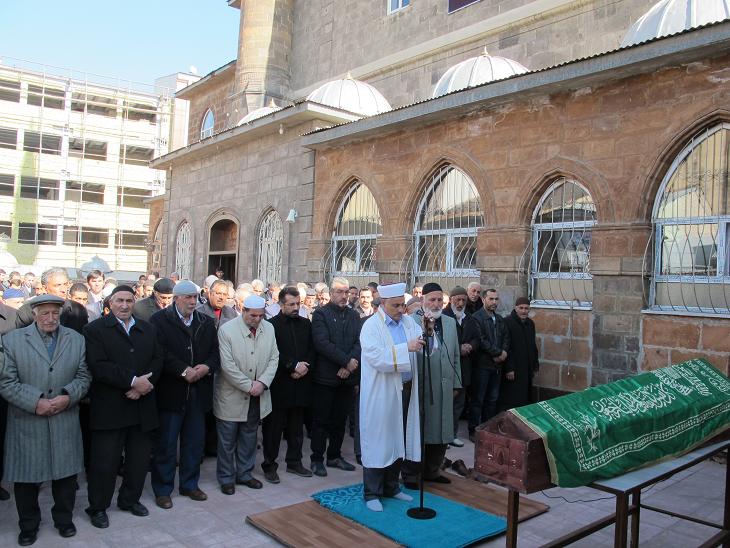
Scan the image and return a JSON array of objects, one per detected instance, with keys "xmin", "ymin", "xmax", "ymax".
[{"xmin": 473, "ymin": 411, "xmax": 553, "ymax": 494}]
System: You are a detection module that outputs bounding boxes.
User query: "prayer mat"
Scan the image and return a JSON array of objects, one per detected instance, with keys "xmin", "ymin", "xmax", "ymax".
[
  {"xmin": 512, "ymin": 359, "xmax": 730, "ymax": 487},
  {"xmin": 311, "ymin": 483, "xmax": 506, "ymax": 548}
]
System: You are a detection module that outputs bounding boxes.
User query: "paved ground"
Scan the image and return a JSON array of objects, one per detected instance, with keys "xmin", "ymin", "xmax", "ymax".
[{"xmin": 0, "ymin": 422, "xmax": 724, "ymax": 547}]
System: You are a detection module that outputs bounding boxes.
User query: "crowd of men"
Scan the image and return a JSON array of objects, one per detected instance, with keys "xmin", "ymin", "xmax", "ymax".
[{"xmin": 0, "ymin": 267, "xmax": 539, "ymax": 544}]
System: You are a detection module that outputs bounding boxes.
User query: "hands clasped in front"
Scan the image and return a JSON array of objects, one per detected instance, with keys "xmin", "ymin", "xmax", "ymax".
[{"xmin": 35, "ymin": 394, "xmax": 71, "ymax": 416}]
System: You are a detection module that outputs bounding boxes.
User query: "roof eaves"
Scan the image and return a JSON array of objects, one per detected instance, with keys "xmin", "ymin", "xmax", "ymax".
[{"xmin": 175, "ymin": 59, "xmax": 236, "ymax": 99}]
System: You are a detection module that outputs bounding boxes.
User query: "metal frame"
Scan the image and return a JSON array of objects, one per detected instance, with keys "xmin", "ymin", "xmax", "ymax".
[
  {"xmin": 413, "ymin": 164, "xmax": 484, "ymax": 281},
  {"xmin": 200, "ymin": 108, "xmax": 214, "ymax": 140},
  {"xmin": 174, "ymin": 220, "xmax": 193, "ymax": 280},
  {"xmin": 650, "ymin": 123, "xmax": 730, "ymax": 314},
  {"xmin": 530, "ymin": 178, "xmax": 596, "ymax": 308},
  {"xmin": 257, "ymin": 209, "xmax": 283, "ymax": 283}
]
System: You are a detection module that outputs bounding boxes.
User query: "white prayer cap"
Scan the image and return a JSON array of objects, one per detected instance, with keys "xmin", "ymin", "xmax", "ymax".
[
  {"xmin": 173, "ymin": 280, "xmax": 200, "ymax": 296},
  {"xmin": 378, "ymin": 282, "xmax": 406, "ymax": 299},
  {"xmin": 204, "ymin": 275, "xmax": 218, "ymax": 289},
  {"xmin": 243, "ymin": 295, "xmax": 266, "ymax": 309}
]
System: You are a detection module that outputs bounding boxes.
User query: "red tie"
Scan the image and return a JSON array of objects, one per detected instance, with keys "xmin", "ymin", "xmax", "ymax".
[{"xmin": 250, "ymin": 327, "xmax": 256, "ymax": 339}]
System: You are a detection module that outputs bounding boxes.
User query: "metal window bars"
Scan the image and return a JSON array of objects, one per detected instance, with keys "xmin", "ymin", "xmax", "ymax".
[
  {"xmin": 323, "ymin": 182, "xmax": 383, "ymax": 285},
  {"xmin": 529, "ymin": 178, "xmax": 596, "ymax": 308},
  {"xmin": 175, "ymin": 221, "xmax": 193, "ymax": 280},
  {"xmin": 257, "ymin": 210, "xmax": 284, "ymax": 284},
  {"xmin": 648, "ymin": 123, "xmax": 730, "ymax": 314},
  {"xmin": 200, "ymin": 109, "xmax": 214, "ymax": 140}
]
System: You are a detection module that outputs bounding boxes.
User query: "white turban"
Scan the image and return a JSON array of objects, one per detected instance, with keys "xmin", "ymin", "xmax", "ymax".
[{"xmin": 378, "ymin": 282, "xmax": 406, "ymax": 299}]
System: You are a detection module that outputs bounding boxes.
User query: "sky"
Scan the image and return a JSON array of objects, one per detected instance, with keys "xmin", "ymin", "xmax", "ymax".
[{"xmin": 0, "ymin": 0, "xmax": 239, "ymax": 89}]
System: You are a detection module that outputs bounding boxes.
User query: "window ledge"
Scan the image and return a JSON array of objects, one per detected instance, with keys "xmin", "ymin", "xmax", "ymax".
[
  {"xmin": 642, "ymin": 308, "xmax": 730, "ymax": 320},
  {"xmin": 529, "ymin": 302, "xmax": 592, "ymax": 312}
]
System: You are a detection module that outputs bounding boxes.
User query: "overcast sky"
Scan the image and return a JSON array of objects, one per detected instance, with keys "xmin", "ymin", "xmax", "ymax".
[{"xmin": 0, "ymin": 0, "xmax": 239, "ymax": 87}]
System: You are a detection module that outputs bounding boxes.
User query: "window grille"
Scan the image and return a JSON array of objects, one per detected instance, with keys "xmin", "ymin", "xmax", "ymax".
[
  {"xmin": 257, "ymin": 210, "xmax": 283, "ymax": 284},
  {"xmin": 650, "ymin": 123, "xmax": 730, "ymax": 313},
  {"xmin": 413, "ymin": 165, "xmax": 484, "ymax": 285},
  {"xmin": 200, "ymin": 109, "xmax": 214, "ymax": 140},
  {"xmin": 330, "ymin": 182, "xmax": 382, "ymax": 281},
  {"xmin": 530, "ymin": 178, "xmax": 595, "ymax": 307},
  {"xmin": 175, "ymin": 221, "xmax": 193, "ymax": 280}
]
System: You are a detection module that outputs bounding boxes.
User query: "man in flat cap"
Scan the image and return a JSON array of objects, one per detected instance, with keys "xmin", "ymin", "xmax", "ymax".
[
  {"xmin": 499, "ymin": 297, "xmax": 538, "ymax": 411},
  {"xmin": 149, "ymin": 280, "xmax": 220, "ymax": 509},
  {"xmin": 215, "ymin": 294, "xmax": 278, "ymax": 493},
  {"xmin": 442, "ymin": 286, "xmax": 480, "ymax": 447},
  {"xmin": 0, "ymin": 294, "xmax": 91, "ymax": 544},
  {"xmin": 15, "ymin": 268, "xmax": 88, "ymax": 333},
  {"xmin": 359, "ymin": 282, "xmax": 422, "ymax": 511},
  {"xmin": 133, "ymin": 277, "xmax": 175, "ymax": 322},
  {"xmin": 83, "ymin": 285, "xmax": 163, "ymax": 528},
  {"xmin": 402, "ymin": 282, "xmax": 461, "ymax": 488}
]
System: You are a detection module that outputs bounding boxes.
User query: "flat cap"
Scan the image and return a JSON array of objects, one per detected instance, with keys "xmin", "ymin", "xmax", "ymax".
[
  {"xmin": 153, "ymin": 278, "xmax": 175, "ymax": 294},
  {"xmin": 450, "ymin": 285, "xmax": 467, "ymax": 297},
  {"xmin": 173, "ymin": 280, "xmax": 200, "ymax": 296},
  {"xmin": 28, "ymin": 294, "xmax": 65, "ymax": 308}
]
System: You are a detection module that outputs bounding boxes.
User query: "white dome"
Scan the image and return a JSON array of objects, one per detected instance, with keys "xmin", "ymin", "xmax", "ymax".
[
  {"xmin": 306, "ymin": 74, "xmax": 391, "ymax": 117},
  {"xmin": 237, "ymin": 99, "xmax": 283, "ymax": 125},
  {"xmin": 0, "ymin": 249, "xmax": 18, "ymax": 268},
  {"xmin": 621, "ymin": 0, "xmax": 730, "ymax": 47},
  {"xmin": 433, "ymin": 49, "xmax": 529, "ymax": 98}
]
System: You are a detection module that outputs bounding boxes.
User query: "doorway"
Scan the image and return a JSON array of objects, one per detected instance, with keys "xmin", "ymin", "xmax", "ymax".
[{"xmin": 208, "ymin": 218, "xmax": 238, "ymax": 285}]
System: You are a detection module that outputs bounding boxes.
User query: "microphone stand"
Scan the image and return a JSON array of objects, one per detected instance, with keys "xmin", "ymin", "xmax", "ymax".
[{"xmin": 407, "ymin": 318, "xmax": 437, "ymax": 520}]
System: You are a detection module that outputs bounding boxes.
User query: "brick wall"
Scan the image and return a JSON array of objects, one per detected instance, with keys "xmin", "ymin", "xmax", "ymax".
[{"xmin": 182, "ymin": 72, "xmax": 235, "ymax": 147}]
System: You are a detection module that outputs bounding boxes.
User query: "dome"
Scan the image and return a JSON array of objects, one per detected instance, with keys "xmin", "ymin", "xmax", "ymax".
[
  {"xmin": 306, "ymin": 74, "xmax": 391, "ymax": 117},
  {"xmin": 80, "ymin": 255, "xmax": 111, "ymax": 274},
  {"xmin": 621, "ymin": 0, "xmax": 730, "ymax": 47},
  {"xmin": 433, "ymin": 49, "xmax": 529, "ymax": 98},
  {"xmin": 0, "ymin": 249, "xmax": 18, "ymax": 268},
  {"xmin": 237, "ymin": 99, "xmax": 283, "ymax": 125}
]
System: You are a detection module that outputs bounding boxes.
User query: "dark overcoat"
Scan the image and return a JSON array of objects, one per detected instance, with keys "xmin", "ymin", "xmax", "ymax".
[
  {"xmin": 311, "ymin": 303, "xmax": 361, "ymax": 387},
  {"xmin": 0, "ymin": 325, "xmax": 90, "ymax": 482},
  {"xmin": 442, "ymin": 307, "xmax": 480, "ymax": 387},
  {"xmin": 499, "ymin": 310, "xmax": 539, "ymax": 411},
  {"xmin": 149, "ymin": 306, "xmax": 220, "ymax": 413},
  {"xmin": 267, "ymin": 312, "xmax": 315, "ymax": 408},
  {"xmin": 83, "ymin": 314, "xmax": 163, "ymax": 432}
]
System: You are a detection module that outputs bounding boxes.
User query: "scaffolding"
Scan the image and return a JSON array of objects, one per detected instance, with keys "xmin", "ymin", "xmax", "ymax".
[{"xmin": 0, "ymin": 56, "xmax": 173, "ymax": 273}]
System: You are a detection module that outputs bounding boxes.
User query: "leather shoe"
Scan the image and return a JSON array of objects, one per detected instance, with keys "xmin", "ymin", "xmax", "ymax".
[
  {"xmin": 286, "ymin": 463, "xmax": 313, "ymax": 477},
  {"xmin": 451, "ymin": 459, "xmax": 469, "ymax": 477},
  {"xmin": 57, "ymin": 523, "xmax": 77, "ymax": 538},
  {"xmin": 118, "ymin": 502, "xmax": 149, "ymax": 516},
  {"xmin": 0, "ymin": 485, "xmax": 10, "ymax": 500},
  {"xmin": 426, "ymin": 475, "xmax": 451, "ymax": 484},
  {"xmin": 155, "ymin": 496, "xmax": 173, "ymax": 509},
  {"xmin": 263, "ymin": 470, "xmax": 280, "ymax": 484},
  {"xmin": 18, "ymin": 530, "xmax": 38, "ymax": 546},
  {"xmin": 180, "ymin": 488, "xmax": 208, "ymax": 501},
  {"xmin": 326, "ymin": 457, "xmax": 356, "ymax": 471},
  {"xmin": 221, "ymin": 483, "xmax": 235, "ymax": 495},
  {"xmin": 238, "ymin": 478, "xmax": 263, "ymax": 489},
  {"xmin": 85, "ymin": 509, "xmax": 109, "ymax": 529},
  {"xmin": 403, "ymin": 481, "xmax": 418, "ymax": 490},
  {"xmin": 311, "ymin": 462, "xmax": 327, "ymax": 477}
]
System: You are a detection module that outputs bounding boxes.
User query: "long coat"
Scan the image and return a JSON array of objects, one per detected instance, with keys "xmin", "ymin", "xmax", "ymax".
[
  {"xmin": 310, "ymin": 303, "xmax": 361, "ymax": 387},
  {"xmin": 500, "ymin": 310, "xmax": 539, "ymax": 411},
  {"xmin": 215, "ymin": 316, "xmax": 278, "ymax": 422},
  {"xmin": 0, "ymin": 325, "xmax": 90, "ymax": 482},
  {"xmin": 413, "ymin": 314, "xmax": 461, "ymax": 445},
  {"xmin": 267, "ymin": 312, "xmax": 315, "ymax": 408},
  {"xmin": 442, "ymin": 307, "xmax": 480, "ymax": 388},
  {"xmin": 83, "ymin": 314, "xmax": 163, "ymax": 432}
]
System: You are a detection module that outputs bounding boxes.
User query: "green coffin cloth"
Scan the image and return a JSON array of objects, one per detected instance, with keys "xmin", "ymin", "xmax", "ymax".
[{"xmin": 511, "ymin": 359, "xmax": 730, "ymax": 487}]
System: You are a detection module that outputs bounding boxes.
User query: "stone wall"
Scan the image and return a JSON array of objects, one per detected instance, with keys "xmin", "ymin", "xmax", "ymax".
[{"xmin": 182, "ymin": 71, "xmax": 235, "ymax": 147}]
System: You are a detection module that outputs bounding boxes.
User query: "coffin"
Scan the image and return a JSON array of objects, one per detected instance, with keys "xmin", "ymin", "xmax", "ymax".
[{"xmin": 473, "ymin": 411, "xmax": 552, "ymax": 494}]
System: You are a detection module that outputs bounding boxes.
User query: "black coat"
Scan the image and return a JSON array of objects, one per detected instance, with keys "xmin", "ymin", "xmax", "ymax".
[
  {"xmin": 148, "ymin": 305, "xmax": 220, "ymax": 413},
  {"xmin": 442, "ymin": 307, "xmax": 481, "ymax": 387},
  {"xmin": 0, "ymin": 302, "xmax": 17, "ymax": 334},
  {"xmin": 472, "ymin": 308, "xmax": 510, "ymax": 369},
  {"xmin": 465, "ymin": 297, "xmax": 483, "ymax": 316},
  {"xmin": 267, "ymin": 312, "xmax": 315, "ymax": 408},
  {"xmin": 311, "ymin": 303, "xmax": 361, "ymax": 387},
  {"xmin": 133, "ymin": 295, "xmax": 164, "ymax": 322},
  {"xmin": 499, "ymin": 310, "xmax": 539, "ymax": 411},
  {"xmin": 83, "ymin": 314, "xmax": 163, "ymax": 432},
  {"xmin": 16, "ymin": 298, "xmax": 88, "ymax": 333}
]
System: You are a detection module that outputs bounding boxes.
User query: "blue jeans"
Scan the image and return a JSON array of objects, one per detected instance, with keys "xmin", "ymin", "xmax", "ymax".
[
  {"xmin": 468, "ymin": 367, "xmax": 501, "ymax": 432},
  {"xmin": 151, "ymin": 387, "xmax": 205, "ymax": 496}
]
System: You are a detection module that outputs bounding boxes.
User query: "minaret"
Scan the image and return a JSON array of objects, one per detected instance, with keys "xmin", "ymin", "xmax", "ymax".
[{"xmin": 233, "ymin": 0, "xmax": 293, "ymax": 115}]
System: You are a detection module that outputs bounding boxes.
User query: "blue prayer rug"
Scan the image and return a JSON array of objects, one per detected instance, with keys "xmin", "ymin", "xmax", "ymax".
[{"xmin": 312, "ymin": 483, "xmax": 506, "ymax": 547}]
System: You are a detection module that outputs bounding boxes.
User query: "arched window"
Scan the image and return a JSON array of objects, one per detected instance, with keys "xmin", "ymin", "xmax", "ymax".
[
  {"xmin": 257, "ymin": 210, "xmax": 283, "ymax": 283},
  {"xmin": 530, "ymin": 178, "xmax": 595, "ymax": 307},
  {"xmin": 414, "ymin": 165, "xmax": 484, "ymax": 282},
  {"xmin": 174, "ymin": 221, "xmax": 193, "ymax": 280},
  {"xmin": 200, "ymin": 109, "xmax": 214, "ymax": 139},
  {"xmin": 651, "ymin": 123, "xmax": 730, "ymax": 313},
  {"xmin": 331, "ymin": 182, "xmax": 382, "ymax": 278}
]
